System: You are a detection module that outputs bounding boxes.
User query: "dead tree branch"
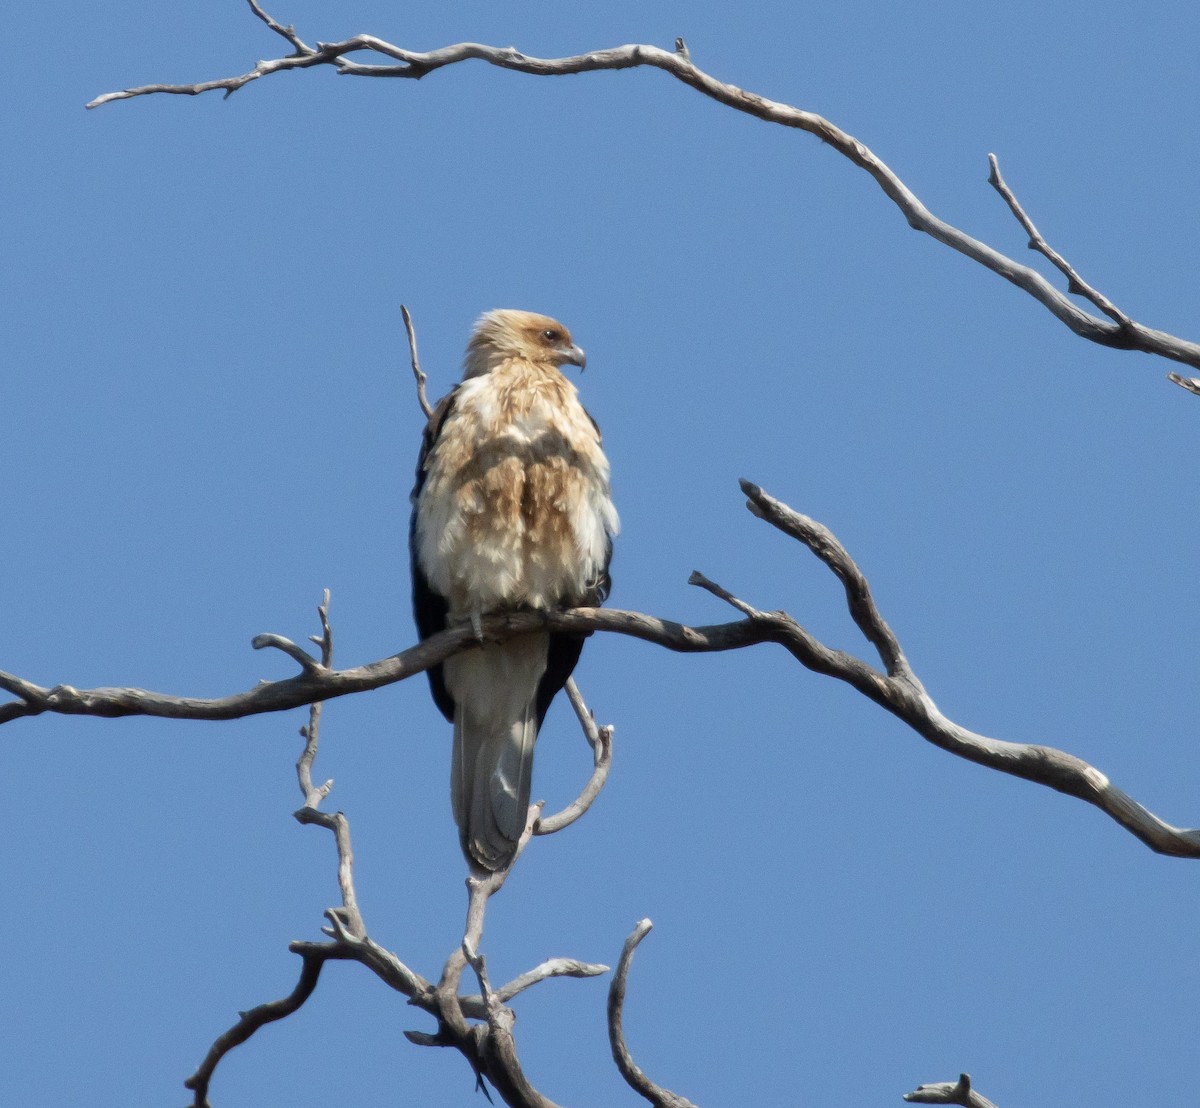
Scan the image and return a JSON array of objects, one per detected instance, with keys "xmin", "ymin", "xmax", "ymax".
[
  {"xmin": 987, "ymin": 154, "xmax": 1130, "ymax": 328},
  {"xmin": 401, "ymin": 303, "xmax": 433, "ymax": 420},
  {"xmin": 535, "ymin": 678, "xmax": 614, "ymax": 835},
  {"xmin": 1167, "ymin": 371, "xmax": 1200, "ymax": 396},
  {"xmin": 4, "ymin": 482, "xmax": 1200, "ymax": 861},
  {"xmin": 87, "ymin": 1, "xmax": 1200, "ymax": 377},
  {"xmin": 184, "ymin": 950, "xmax": 327, "ymax": 1108},
  {"xmin": 181, "ymin": 592, "xmax": 620, "ymax": 1108},
  {"xmin": 905, "ymin": 1073, "xmax": 1000, "ymax": 1108},
  {"xmin": 608, "ymin": 920, "xmax": 699, "ymax": 1108}
]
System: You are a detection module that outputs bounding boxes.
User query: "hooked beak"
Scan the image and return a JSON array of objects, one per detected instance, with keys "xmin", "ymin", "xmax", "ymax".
[{"xmin": 560, "ymin": 343, "xmax": 587, "ymax": 371}]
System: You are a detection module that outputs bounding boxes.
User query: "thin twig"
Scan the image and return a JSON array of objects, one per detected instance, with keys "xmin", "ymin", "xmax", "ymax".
[
  {"xmin": 489, "ymin": 957, "xmax": 609, "ymax": 1004},
  {"xmin": 86, "ymin": 3, "xmax": 1200, "ymax": 373},
  {"xmin": 987, "ymin": 154, "xmax": 1130, "ymax": 327},
  {"xmin": 402, "ymin": 304, "xmax": 433, "ymax": 420},
  {"xmin": 186, "ymin": 595, "xmax": 372, "ymax": 1104},
  {"xmin": 296, "ymin": 590, "xmax": 334, "ymax": 807},
  {"xmin": 294, "ymin": 809, "xmax": 365, "ymax": 938},
  {"xmin": 429, "ymin": 808, "xmax": 564, "ymax": 1108},
  {"xmin": 1167, "ymin": 372, "xmax": 1200, "ymax": 396},
  {"xmin": 607, "ymin": 920, "xmax": 698, "ymax": 1108},
  {"xmin": 184, "ymin": 951, "xmax": 326, "ymax": 1107},
  {"xmin": 289, "ymin": 595, "xmax": 365, "ymax": 938},
  {"xmin": 687, "ymin": 570, "xmax": 763, "ymax": 620},
  {"xmin": 436, "ymin": 804, "xmax": 540, "ymax": 1045},
  {"xmin": 535, "ymin": 678, "xmax": 614, "ymax": 835},
  {"xmin": 246, "ymin": 0, "xmax": 312, "ymax": 54},
  {"xmin": 289, "ymin": 937, "xmax": 433, "ymax": 1005},
  {"xmin": 738, "ymin": 479, "xmax": 917, "ymax": 684},
  {"xmin": 250, "ymin": 632, "xmax": 321, "ymax": 673}
]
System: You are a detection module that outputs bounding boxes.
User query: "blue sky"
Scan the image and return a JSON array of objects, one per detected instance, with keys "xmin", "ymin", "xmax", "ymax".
[{"xmin": 3, "ymin": 2, "xmax": 1200, "ymax": 1105}]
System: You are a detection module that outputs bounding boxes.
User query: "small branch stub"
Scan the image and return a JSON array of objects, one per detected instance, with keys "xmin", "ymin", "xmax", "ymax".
[{"xmin": 1167, "ymin": 371, "xmax": 1200, "ymax": 396}]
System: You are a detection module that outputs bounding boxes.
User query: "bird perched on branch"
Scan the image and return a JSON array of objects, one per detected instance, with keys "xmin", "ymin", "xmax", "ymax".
[{"xmin": 410, "ymin": 310, "xmax": 619, "ymax": 871}]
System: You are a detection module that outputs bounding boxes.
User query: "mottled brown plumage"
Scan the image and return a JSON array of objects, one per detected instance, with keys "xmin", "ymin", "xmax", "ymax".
[{"xmin": 411, "ymin": 310, "xmax": 618, "ymax": 870}]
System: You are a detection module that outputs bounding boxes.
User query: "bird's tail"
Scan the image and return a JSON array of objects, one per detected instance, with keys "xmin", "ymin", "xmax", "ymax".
[{"xmin": 447, "ymin": 634, "xmax": 547, "ymax": 871}]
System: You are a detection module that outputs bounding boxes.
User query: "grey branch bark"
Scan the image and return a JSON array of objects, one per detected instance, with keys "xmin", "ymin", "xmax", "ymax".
[
  {"xmin": 87, "ymin": 1, "xmax": 1200, "ymax": 379},
  {"xmin": 608, "ymin": 921, "xmax": 699, "ymax": 1108},
  {"xmin": 534, "ymin": 678, "xmax": 614, "ymax": 835},
  {"xmin": 185, "ymin": 596, "xmax": 622, "ymax": 1108},
  {"xmin": 5, "ymin": 480, "xmax": 1199, "ymax": 862},
  {"xmin": 36, "ymin": 8, "xmax": 1155, "ymax": 1101},
  {"xmin": 905, "ymin": 1073, "xmax": 1000, "ymax": 1108},
  {"xmin": 401, "ymin": 303, "xmax": 433, "ymax": 420},
  {"xmin": 184, "ymin": 950, "xmax": 326, "ymax": 1107}
]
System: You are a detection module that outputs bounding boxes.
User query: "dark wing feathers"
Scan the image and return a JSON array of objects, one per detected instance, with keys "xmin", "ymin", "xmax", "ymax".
[
  {"xmin": 410, "ymin": 391, "xmax": 612, "ymax": 730},
  {"xmin": 410, "ymin": 389, "xmax": 459, "ymax": 722},
  {"xmin": 536, "ymin": 634, "xmax": 585, "ymax": 730}
]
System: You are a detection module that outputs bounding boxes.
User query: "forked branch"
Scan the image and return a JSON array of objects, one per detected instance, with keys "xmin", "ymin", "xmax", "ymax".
[
  {"xmin": 185, "ymin": 595, "xmax": 616, "ymax": 1108},
  {"xmin": 87, "ymin": 0, "xmax": 1200, "ymax": 378},
  {"xmin": 4, "ymin": 481, "xmax": 1200, "ymax": 862}
]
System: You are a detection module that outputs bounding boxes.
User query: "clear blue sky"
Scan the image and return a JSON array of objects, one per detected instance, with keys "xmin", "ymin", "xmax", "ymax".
[{"xmin": 3, "ymin": 2, "xmax": 1199, "ymax": 1105}]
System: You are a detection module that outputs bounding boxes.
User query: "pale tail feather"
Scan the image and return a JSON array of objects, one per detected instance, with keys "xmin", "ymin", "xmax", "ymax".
[
  {"xmin": 452, "ymin": 698, "xmax": 538, "ymax": 870},
  {"xmin": 446, "ymin": 636, "xmax": 547, "ymax": 871}
]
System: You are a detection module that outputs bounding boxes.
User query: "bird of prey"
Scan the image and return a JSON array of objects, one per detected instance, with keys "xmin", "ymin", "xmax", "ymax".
[{"xmin": 410, "ymin": 309, "xmax": 619, "ymax": 871}]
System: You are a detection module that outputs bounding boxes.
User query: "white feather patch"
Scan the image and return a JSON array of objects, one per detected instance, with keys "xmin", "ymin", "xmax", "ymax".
[{"xmin": 415, "ymin": 358, "xmax": 618, "ymax": 619}]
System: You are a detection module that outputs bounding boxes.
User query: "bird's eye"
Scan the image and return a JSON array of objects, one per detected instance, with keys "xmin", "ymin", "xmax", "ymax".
[{"xmin": 542, "ymin": 329, "xmax": 560, "ymax": 343}]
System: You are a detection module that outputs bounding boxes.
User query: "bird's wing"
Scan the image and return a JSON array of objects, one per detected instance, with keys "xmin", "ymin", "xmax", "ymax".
[{"xmin": 410, "ymin": 387, "xmax": 459, "ymax": 722}]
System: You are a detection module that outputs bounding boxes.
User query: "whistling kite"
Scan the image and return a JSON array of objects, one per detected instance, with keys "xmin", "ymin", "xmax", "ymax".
[{"xmin": 411, "ymin": 310, "xmax": 618, "ymax": 871}]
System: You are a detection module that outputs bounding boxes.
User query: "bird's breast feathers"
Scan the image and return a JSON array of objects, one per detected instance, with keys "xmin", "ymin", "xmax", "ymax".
[{"xmin": 416, "ymin": 360, "xmax": 618, "ymax": 617}]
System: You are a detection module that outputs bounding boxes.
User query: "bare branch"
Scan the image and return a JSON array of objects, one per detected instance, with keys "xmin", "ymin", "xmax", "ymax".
[
  {"xmin": 290, "ymin": 937, "xmax": 433, "ymax": 1005},
  {"xmin": 175, "ymin": 589, "xmax": 594, "ymax": 1108},
  {"xmin": 184, "ymin": 951, "xmax": 326, "ymax": 1108},
  {"xmin": 250, "ymin": 632, "xmax": 322, "ymax": 674},
  {"xmin": 294, "ymin": 810, "xmax": 365, "ymax": 938},
  {"xmin": 296, "ymin": 590, "xmax": 334, "ymax": 807},
  {"xmin": 739, "ymin": 479, "xmax": 916, "ymax": 684},
  {"xmin": 246, "ymin": 0, "xmax": 312, "ymax": 54},
  {"xmin": 490, "ymin": 957, "xmax": 609, "ymax": 1004},
  {"xmin": 988, "ymin": 154, "xmax": 1130, "ymax": 326},
  {"xmin": 402, "ymin": 304, "xmax": 434, "ymax": 420},
  {"xmin": 461, "ymin": 945, "xmax": 562, "ymax": 1108},
  {"xmin": 87, "ymin": 6, "xmax": 1200, "ymax": 373},
  {"xmin": 535, "ymin": 678, "xmax": 614, "ymax": 835},
  {"xmin": 441, "ymin": 806, "xmax": 601, "ymax": 1107},
  {"xmin": 185, "ymin": 596, "xmax": 381, "ymax": 1103},
  {"xmin": 687, "ymin": 570, "xmax": 762, "ymax": 620},
  {"xmin": 905, "ymin": 1073, "xmax": 1000, "ymax": 1108},
  {"xmin": 5, "ymin": 484, "xmax": 1199, "ymax": 859},
  {"xmin": 434, "ymin": 807, "xmax": 539, "ymax": 1058},
  {"xmin": 608, "ymin": 920, "xmax": 698, "ymax": 1108},
  {"xmin": 1167, "ymin": 371, "xmax": 1200, "ymax": 396},
  {"xmin": 288, "ymin": 596, "xmax": 366, "ymax": 938},
  {"xmin": 0, "ymin": 604, "xmax": 808, "ymax": 726}
]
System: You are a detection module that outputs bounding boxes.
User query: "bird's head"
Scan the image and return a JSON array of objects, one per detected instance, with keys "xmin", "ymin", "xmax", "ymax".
[{"xmin": 464, "ymin": 309, "xmax": 587, "ymax": 378}]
